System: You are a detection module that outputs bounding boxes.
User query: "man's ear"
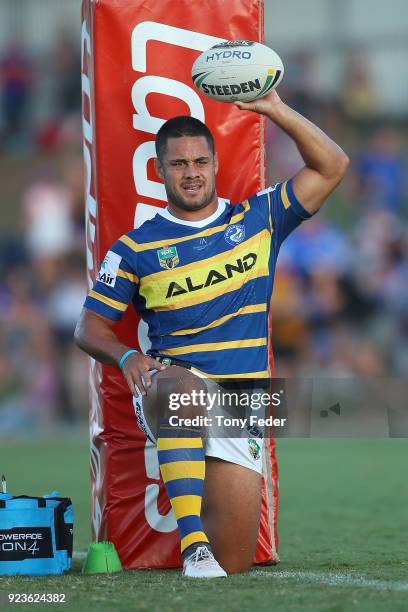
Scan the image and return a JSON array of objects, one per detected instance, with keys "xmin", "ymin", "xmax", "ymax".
[
  {"xmin": 154, "ymin": 157, "xmax": 164, "ymax": 180},
  {"xmin": 214, "ymin": 152, "xmax": 219, "ymax": 176}
]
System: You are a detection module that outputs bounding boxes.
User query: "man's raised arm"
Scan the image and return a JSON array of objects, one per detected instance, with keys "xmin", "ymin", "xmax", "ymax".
[{"xmin": 235, "ymin": 91, "xmax": 349, "ymax": 213}]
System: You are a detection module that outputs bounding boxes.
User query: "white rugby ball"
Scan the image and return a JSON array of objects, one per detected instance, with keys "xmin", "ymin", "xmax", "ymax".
[{"xmin": 192, "ymin": 40, "xmax": 284, "ymax": 103}]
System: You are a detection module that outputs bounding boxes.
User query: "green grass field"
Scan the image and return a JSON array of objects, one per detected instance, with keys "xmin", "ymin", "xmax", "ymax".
[{"xmin": 0, "ymin": 434, "xmax": 407, "ymax": 611}]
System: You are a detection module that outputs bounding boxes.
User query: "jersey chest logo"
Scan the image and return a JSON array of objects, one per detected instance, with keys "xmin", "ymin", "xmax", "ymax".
[
  {"xmin": 224, "ymin": 223, "xmax": 245, "ymax": 246},
  {"xmin": 157, "ymin": 246, "xmax": 180, "ymax": 270}
]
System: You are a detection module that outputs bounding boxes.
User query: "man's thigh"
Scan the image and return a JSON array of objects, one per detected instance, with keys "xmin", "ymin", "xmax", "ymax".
[
  {"xmin": 141, "ymin": 366, "xmax": 208, "ymax": 438},
  {"xmin": 201, "ymin": 457, "xmax": 262, "ymax": 574}
]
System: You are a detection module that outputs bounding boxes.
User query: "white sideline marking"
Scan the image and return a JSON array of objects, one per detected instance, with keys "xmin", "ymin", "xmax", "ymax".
[
  {"xmin": 253, "ymin": 570, "xmax": 408, "ymax": 592},
  {"xmin": 72, "ymin": 555, "xmax": 407, "ymax": 591}
]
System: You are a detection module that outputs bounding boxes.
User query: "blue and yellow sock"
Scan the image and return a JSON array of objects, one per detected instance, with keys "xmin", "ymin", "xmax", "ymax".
[{"xmin": 157, "ymin": 421, "xmax": 209, "ymax": 557}]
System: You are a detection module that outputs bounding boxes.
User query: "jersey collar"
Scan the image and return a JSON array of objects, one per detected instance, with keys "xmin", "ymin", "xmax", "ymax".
[{"xmin": 157, "ymin": 198, "xmax": 228, "ymax": 228}]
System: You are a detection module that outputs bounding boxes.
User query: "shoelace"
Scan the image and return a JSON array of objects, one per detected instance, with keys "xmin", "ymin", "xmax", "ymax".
[{"xmin": 187, "ymin": 546, "xmax": 216, "ymax": 568}]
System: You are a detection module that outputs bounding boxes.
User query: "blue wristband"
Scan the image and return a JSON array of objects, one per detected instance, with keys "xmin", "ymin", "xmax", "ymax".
[{"xmin": 119, "ymin": 349, "xmax": 138, "ymax": 369}]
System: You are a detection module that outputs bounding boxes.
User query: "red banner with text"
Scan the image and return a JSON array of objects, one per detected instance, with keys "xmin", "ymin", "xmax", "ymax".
[{"xmin": 81, "ymin": 0, "xmax": 279, "ymax": 568}]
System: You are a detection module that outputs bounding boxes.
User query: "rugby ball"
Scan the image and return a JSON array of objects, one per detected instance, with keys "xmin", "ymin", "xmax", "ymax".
[{"xmin": 192, "ymin": 40, "xmax": 284, "ymax": 103}]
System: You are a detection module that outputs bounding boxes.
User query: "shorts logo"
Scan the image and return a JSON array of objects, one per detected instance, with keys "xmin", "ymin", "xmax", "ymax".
[
  {"xmin": 224, "ymin": 224, "xmax": 245, "ymax": 246},
  {"xmin": 248, "ymin": 438, "xmax": 261, "ymax": 460},
  {"xmin": 97, "ymin": 250, "xmax": 122, "ymax": 287},
  {"xmin": 157, "ymin": 246, "xmax": 179, "ymax": 269},
  {"xmin": 160, "ymin": 358, "xmax": 172, "ymax": 365}
]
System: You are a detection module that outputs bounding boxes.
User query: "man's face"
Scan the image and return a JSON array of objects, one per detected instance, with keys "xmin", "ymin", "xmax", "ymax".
[{"xmin": 154, "ymin": 136, "xmax": 218, "ymax": 212}]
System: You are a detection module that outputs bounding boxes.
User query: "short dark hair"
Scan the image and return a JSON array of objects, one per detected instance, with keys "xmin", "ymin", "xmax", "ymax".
[{"xmin": 155, "ymin": 116, "xmax": 215, "ymax": 161}]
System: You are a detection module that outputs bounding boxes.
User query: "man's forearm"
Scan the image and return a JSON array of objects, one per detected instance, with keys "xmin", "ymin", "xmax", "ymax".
[
  {"xmin": 264, "ymin": 100, "xmax": 348, "ymax": 179},
  {"xmin": 235, "ymin": 91, "xmax": 349, "ymax": 211},
  {"xmin": 75, "ymin": 309, "xmax": 165, "ymax": 394},
  {"xmin": 74, "ymin": 310, "xmax": 130, "ymax": 367}
]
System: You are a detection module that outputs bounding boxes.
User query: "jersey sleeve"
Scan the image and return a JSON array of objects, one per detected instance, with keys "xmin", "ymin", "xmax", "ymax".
[
  {"xmin": 264, "ymin": 179, "xmax": 314, "ymax": 250},
  {"xmin": 83, "ymin": 234, "xmax": 138, "ymax": 321}
]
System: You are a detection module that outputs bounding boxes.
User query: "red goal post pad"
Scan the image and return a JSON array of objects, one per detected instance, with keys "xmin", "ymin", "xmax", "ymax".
[{"xmin": 81, "ymin": 0, "xmax": 279, "ymax": 568}]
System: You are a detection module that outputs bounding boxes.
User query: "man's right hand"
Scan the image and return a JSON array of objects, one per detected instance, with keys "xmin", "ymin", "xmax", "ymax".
[
  {"xmin": 74, "ymin": 309, "xmax": 167, "ymax": 397},
  {"xmin": 121, "ymin": 352, "xmax": 167, "ymax": 396}
]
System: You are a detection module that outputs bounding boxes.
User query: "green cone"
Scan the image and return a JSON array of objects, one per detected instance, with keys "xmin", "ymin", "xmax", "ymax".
[{"xmin": 82, "ymin": 541, "xmax": 123, "ymax": 574}]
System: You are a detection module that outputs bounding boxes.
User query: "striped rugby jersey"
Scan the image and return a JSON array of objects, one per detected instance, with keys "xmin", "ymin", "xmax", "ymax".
[{"xmin": 84, "ymin": 179, "xmax": 312, "ymax": 378}]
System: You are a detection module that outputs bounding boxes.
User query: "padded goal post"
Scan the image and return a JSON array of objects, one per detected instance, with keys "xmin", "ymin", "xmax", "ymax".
[{"xmin": 81, "ymin": 0, "xmax": 279, "ymax": 568}]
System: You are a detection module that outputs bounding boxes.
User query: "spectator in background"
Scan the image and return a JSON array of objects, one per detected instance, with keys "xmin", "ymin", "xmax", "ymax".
[
  {"xmin": 61, "ymin": 156, "xmax": 86, "ymax": 248},
  {"xmin": 0, "ymin": 151, "xmax": 88, "ymax": 432},
  {"xmin": 340, "ymin": 53, "xmax": 378, "ymax": 121},
  {"xmin": 280, "ymin": 217, "xmax": 354, "ymax": 278},
  {"xmin": 46, "ymin": 253, "xmax": 88, "ymax": 423},
  {"xmin": 271, "ymin": 264, "xmax": 309, "ymax": 374},
  {"xmin": 0, "ymin": 37, "xmax": 35, "ymax": 149},
  {"xmin": 50, "ymin": 33, "xmax": 81, "ymax": 118},
  {"xmin": 357, "ymin": 128, "xmax": 406, "ymax": 213},
  {"xmin": 297, "ymin": 323, "xmax": 385, "ymax": 378},
  {"xmin": 0, "ymin": 267, "xmax": 59, "ymax": 433},
  {"xmin": 352, "ymin": 207, "xmax": 404, "ymax": 298},
  {"xmin": 22, "ymin": 164, "xmax": 76, "ymax": 290},
  {"xmin": 382, "ymin": 250, "xmax": 408, "ymax": 375},
  {"xmin": 16, "ymin": 156, "xmax": 87, "ymax": 424},
  {"xmin": 277, "ymin": 50, "xmax": 318, "ymax": 118},
  {"xmin": 36, "ymin": 33, "xmax": 82, "ymax": 153}
]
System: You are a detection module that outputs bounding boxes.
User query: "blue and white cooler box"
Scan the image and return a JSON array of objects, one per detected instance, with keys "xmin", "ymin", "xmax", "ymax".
[{"xmin": 0, "ymin": 492, "xmax": 73, "ymax": 575}]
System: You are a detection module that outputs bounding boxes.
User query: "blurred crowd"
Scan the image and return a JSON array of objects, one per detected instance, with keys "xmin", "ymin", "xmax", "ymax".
[
  {"xmin": 0, "ymin": 35, "xmax": 87, "ymax": 434},
  {"xmin": 0, "ymin": 38, "xmax": 407, "ymax": 433},
  {"xmin": 270, "ymin": 52, "xmax": 408, "ymax": 377}
]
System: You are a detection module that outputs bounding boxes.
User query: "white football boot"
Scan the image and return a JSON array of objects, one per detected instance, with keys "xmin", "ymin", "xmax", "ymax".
[{"xmin": 182, "ymin": 545, "xmax": 227, "ymax": 578}]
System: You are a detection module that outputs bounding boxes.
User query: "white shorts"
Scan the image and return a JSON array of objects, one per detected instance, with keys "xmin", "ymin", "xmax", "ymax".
[{"xmin": 132, "ymin": 368, "xmax": 264, "ymax": 475}]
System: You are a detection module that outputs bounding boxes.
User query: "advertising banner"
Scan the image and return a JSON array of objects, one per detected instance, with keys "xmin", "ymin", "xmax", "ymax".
[{"xmin": 81, "ymin": 0, "xmax": 279, "ymax": 567}]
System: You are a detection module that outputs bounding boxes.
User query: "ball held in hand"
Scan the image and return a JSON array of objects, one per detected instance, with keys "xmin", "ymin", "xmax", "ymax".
[{"xmin": 192, "ymin": 40, "xmax": 284, "ymax": 103}]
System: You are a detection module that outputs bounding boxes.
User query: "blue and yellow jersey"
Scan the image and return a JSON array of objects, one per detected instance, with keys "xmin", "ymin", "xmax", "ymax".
[{"xmin": 84, "ymin": 179, "xmax": 312, "ymax": 378}]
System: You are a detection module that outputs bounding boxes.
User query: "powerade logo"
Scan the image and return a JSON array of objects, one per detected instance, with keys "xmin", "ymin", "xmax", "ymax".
[
  {"xmin": 201, "ymin": 79, "xmax": 261, "ymax": 97},
  {"xmin": 0, "ymin": 533, "xmax": 44, "ymax": 540},
  {"xmin": 0, "ymin": 527, "xmax": 53, "ymax": 560}
]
